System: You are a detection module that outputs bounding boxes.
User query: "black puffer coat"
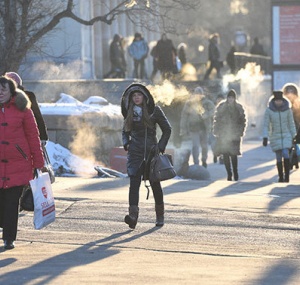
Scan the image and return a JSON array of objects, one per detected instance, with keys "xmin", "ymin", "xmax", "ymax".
[{"xmin": 121, "ymin": 84, "xmax": 172, "ymax": 177}]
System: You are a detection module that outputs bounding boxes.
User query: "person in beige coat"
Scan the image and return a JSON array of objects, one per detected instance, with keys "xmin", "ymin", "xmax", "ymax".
[{"xmin": 180, "ymin": 87, "xmax": 215, "ymax": 167}]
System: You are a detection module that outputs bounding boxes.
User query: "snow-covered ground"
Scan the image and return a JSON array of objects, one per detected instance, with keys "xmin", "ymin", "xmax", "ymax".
[{"xmin": 40, "ymin": 93, "xmax": 122, "ymax": 177}]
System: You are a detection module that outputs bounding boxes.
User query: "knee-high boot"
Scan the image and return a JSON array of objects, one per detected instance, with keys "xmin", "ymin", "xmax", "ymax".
[
  {"xmin": 284, "ymin": 159, "xmax": 290, "ymax": 183},
  {"xmin": 155, "ymin": 203, "xmax": 164, "ymax": 227},
  {"xmin": 276, "ymin": 161, "xmax": 284, "ymax": 182},
  {"xmin": 231, "ymin": 155, "xmax": 238, "ymax": 181},
  {"xmin": 223, "ymin": 155, "xmax": 232, "ymax": 181},
  {"xmin": 124, "ymin": 205, "xmax": 139, "ymax": 229}
]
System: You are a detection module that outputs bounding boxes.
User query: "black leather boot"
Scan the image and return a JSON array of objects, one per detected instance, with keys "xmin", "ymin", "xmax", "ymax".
[
  {"xmin": 125, "ymin": 205, "xmax": 139, "ymax": 229},
  {"xmin": 284, "ymin": 159, "xmax": 290, "ymax": 182},
  {"xmin": 276, "ymin": 161, "xmax": 284, "ymax": 182},
  {"xmin": 155, "ymin": 203, "xmax": 164, "ymax": 227},
  {"xmin": 231, "ymin": 155, "xmax": 238, "ymax": 181},
  {"xmin": 223, "ymin": 155, "xmax": 232, "ymax": 181}
]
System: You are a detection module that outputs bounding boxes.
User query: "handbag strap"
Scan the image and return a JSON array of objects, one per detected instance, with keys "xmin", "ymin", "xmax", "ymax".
[{"xmin": 143, "ymin": 127, "xmax": 156, "ymax": 200}]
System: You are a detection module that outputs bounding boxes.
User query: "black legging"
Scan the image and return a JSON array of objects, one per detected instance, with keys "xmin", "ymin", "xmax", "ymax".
[{"xmin": 129, "ymin": 175, "xmax": 163, "ymax": 206}]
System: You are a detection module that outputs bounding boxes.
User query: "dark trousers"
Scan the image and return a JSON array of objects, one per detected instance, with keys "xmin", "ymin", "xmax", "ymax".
[
  {"xmin": 129, "ymin": 175, "xmax": 163, "ymax": 206},
  {"xmin": 133, "ymin": 59, "xmax": 146, "ymax": 79},
  {"xmin": 0, "ymin": 186, "xmax": 23, "ymax": 241}
]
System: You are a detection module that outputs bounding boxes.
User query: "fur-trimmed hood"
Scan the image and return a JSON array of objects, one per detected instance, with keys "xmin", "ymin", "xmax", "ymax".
[
  {"xmin": 8, "ymin": 89, "xmax": 31, "ymax": 111},
  {"xmin": 121, "ymin": 83, "xmax": 155, "ymax": 118}
]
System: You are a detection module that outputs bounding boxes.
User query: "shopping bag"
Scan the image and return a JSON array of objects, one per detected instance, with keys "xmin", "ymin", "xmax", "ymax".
[
  {"xmin": 20, "ymin": 185, "xmax": 34, "ymax": 211},
  {"xmin": 30, "ymin": 170, "xmax": 55, "ymax": 230}
]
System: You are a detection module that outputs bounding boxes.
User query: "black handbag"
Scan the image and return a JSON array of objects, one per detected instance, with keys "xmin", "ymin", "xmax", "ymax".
[
  {"xmin": 149, "ymin": 147, "xmax": 176, "ymax": 183},
  {"xmin": 20, "ymin": 186, "xmax": 34, "ymax": 211}
]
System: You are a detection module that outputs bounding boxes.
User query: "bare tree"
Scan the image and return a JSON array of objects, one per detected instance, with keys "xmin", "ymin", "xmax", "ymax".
[{"xmin": 0, "ymin": 0, "xmax": 199, "ymax": 75}]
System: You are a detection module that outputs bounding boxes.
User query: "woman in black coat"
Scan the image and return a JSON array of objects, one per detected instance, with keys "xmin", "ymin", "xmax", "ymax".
[{"xmin": 121, "ymin": 83, "xmax": 172, "ymax": 229}]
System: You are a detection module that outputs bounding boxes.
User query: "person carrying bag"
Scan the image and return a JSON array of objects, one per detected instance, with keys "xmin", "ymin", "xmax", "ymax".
[
  {"xmin": 0, "ymin": 76, "xmax": 44, "ymax": 250},
  {"xmin": 121, "ymin": 83, "xmax": 172, "ymax": 229}
]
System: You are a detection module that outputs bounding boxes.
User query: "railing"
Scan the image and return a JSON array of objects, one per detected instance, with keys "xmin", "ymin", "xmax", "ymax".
[{"xmin": 234, "ymin": 52, "xmax": 272, "ymax": 75}]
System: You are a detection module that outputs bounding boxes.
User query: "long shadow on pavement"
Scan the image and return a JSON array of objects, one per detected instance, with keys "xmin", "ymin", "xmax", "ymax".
[{"xmin": 0, "ymin": 228, "xmax": 159, "ymax": 284}]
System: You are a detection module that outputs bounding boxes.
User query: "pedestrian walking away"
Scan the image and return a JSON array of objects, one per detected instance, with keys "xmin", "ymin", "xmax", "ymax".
[
  {"xmin": 0, "ymin": 76, "xmax": 44, "ymax": 250},
  {"xmin": 213, "ymin": 89, "xmax": 247, "ymax": 181},
  {"xmin": 121, "ymin": 83, "xmax": 172, "ymax": 229},
  {"xmin": 262, "ymin": 90, "xmax": 296, "ymax": 182}
]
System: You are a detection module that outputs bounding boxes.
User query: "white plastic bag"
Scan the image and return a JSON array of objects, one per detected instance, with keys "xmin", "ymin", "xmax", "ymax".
[{"xmin": 30, "ymin": 170, "xmax": 55, "ymax": 230}]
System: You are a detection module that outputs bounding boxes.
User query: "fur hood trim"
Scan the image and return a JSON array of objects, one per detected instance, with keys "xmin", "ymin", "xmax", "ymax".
[
  {"xmin": 13, "ymin": 89, "xmax": 31, "ymax": 111},
  {"xmin": 121, "ymin": 83, "xmax": 155, "ymax": 118}
]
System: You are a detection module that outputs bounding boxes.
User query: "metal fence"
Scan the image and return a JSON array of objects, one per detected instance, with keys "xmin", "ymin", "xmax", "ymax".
[{"xmin": 234, "ymin": 52, "xmax": 272, "ymax": 75}]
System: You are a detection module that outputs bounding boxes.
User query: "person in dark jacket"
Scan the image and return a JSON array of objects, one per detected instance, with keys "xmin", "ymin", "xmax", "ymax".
[
  {"xmin": 0, "ymin": 76, "xmax": 44, "ymax": 250},
  {"xmin": 4, "ymin": 72, "xmax": 49, "ymax": 143},
  {"xmin": 226, "ymin": 45, "xmax": 236, "ymax": 74},
  {"xmin": 155, "ymin": 34, "xmax": 177, "ymax": 80},
  {"xmin": 250, "ymin": 37, "xmax": 265, "ymax": 56},
  {"xmin": 262, "ymin": 91, "xmax": 296, "ymax": 182},
  {"xmin": 121, "ymin": 83, "xmax": 172, "ymax": 229},
  {"xmin": 204, "ymin": 33, "xmax": 222, "ymax": 80},
  {"xmin": 213, "ymin": 89, "xmax": 246, "ymax": 181},
  {"xmin": 104, "ymin": 34, "xmax": 127, "ymax": 78}
]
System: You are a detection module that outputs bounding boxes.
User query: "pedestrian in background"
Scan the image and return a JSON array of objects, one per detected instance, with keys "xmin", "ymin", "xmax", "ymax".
[
  {"xmin": 204, "ymin": 33, "xmax": 222, "ymax": 80},
  {"xmin": 262, "ymin": 91, "xmax": 296, "ymax": 182},
  {"xmin": 0, "ymin": 76, "xmax": 44, "ymax": 250},
  {"xmin": 128, "ymin": 32, "xmax": 149, "ymax": 79},
  {"xmin": 104, "ymin": 34, "xmax": 127, "ymax": 78},
  {"xmin": 155, "ymin": 33, "xmax": 177, "ymax": 80},
  {"xmin": 180, "ymin": 86, "xmax": 215, "ymax": 168},
  {"xmin": 226, "ymin": 45, "xmax": 236, "ymax": 75},
  {"xmin": 213, "ymin": 89, "xmax": 246, "ymax": 181},
  {"xmin": 282, "ymin": 83, "xmax": 300, "ymax": 127},
  {"xmin": 250, "ymin": 37, "xmax": 265, "ymax": 56},
  {"xmin": 121, "ymin": 83, "xmax": 171, "ymax": 229},
  {"xmin": 150, "ymin": 43, "xmax": 159, "ymax": 81}
]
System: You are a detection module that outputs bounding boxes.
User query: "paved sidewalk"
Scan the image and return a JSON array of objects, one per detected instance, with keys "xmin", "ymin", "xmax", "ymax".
[{"xmin": 1, "ymin": 140, "xmax": 300, "ymax": 285}]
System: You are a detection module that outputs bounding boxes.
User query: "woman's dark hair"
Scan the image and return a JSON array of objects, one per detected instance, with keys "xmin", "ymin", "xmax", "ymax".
[
  {"xmin": 123, "ymin": 93, "xmax": 153, "ymax": 132},
  {"xmin": 0, "ymin": 76, "xmax": 17, "ymax": 96}
]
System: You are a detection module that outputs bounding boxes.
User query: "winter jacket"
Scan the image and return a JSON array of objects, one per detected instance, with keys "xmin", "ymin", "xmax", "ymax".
[
  {"xmin": 263, "ymin": 96, "xmax": 296, "ymax": 151},
  {"xmin": 180, "ymin": 96, "xmax": 215, "ymax": 135},
  {"xmin": 213, "ymin": 99, "xmax": 246, "ymax": 156},
  {"xmin": 121, "ymin": 84, "xmax": 172, "ymax": 177},
  {"xmin": 155, "ymin": 39, "xmax": 176, "ymax": 72},
  {"xmin": 128, "ymin": 39, "xmax": 149, "ymax": 61},
  {"xmin": 0, "ymin": 90, "xmax": 44, "ymax": 189}
]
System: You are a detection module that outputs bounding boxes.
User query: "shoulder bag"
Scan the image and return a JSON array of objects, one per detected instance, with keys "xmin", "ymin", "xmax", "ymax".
[{"xmin": 149, "ymin": 146, "xmax": 176, "ymax": 183}]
